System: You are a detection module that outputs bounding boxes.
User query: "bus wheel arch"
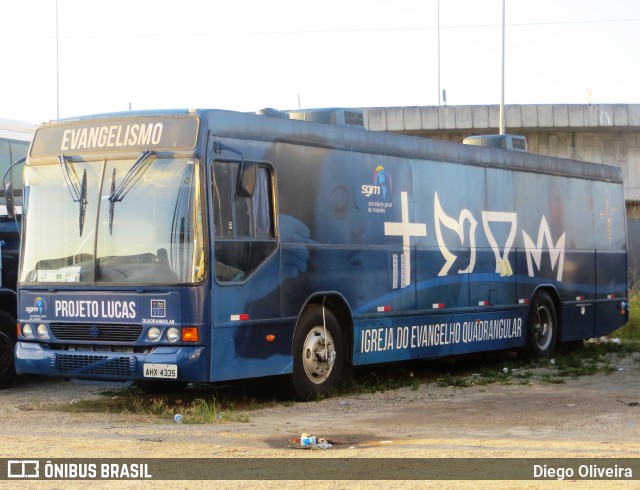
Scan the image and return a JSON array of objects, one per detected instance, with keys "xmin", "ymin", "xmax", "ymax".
[
  {"xmin": 290, "ymin": 296, "xmax": 352, "ymax": 400},
  {"xmin": 526, "ymin": 288, "xmax": 560, "ymax": 359}
]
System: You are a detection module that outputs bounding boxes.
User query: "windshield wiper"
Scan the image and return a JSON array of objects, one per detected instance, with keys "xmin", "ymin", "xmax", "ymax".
[
  {"xmin": 108, "ymin": 150, "xmax": 154, "ymax": 234},
  {"xmin": 59, "ymin": 155, "xmax": 87, "ymax": 236}
]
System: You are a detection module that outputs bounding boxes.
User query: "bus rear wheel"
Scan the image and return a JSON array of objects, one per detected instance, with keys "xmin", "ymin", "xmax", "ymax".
[
  {"xmin": 526, "ymin": 291, "xmax": 557, "ymax": 358},
  {"xmin": 0, "ymin": 311, "xmax": 16, "ymax": 388},
  {"xmin": 291, "ymin": 305, "xmax": 344, "ymax": 400}
]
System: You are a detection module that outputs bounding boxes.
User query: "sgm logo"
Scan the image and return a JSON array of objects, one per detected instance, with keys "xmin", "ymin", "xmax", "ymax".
[
  {"xmin": 361, "ymin": 165, "xmax": 392, "ymax": 199},
  {"xmin": 361, "ymin": 184, "xmax": 381, "ymax": 197},
  {"xmin": 25, "ymin": 296, "xmax": 47, "ymax": 315}
]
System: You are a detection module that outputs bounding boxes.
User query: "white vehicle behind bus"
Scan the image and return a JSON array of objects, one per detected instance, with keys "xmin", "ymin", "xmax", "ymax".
[{"xmin": 0, "ymin": 117, "xmax": 34, "ymax": 386}]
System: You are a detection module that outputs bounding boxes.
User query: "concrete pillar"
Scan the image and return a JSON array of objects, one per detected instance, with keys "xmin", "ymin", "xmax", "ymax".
[
  {"xmin": 614, "ymin": 104, "xmax": 629, "ymax": 127},
  {"xmin": 506, "ymin": 105, "xmax": 522, "ymax": 128},
  {"xmin": 553, "ymin": 105, "xmax": 569, "ymax": 127},
  {"xmin": 537, "ymin": 105, "xmax": 554, "ymax": 128},
  {"xmin": 421, "ymin": 107, "xmax": 440, "ymax": 130},
  {"xmin": 455, "ymin": 106, "xmax": 473, "ymax": 129},
  {"xmin": 521, "ymin": 106, "xmax": 538, "ymax": 128},
  {"xmin": 385, "ymin": 107, "xmax": 405, "ymax": 131},
  {"xmin": 568, "ymin": 106, "xmax": 584, "ymax": 127},
  {"xmin": 472, "ymin": 105, "xmax": 490, "ymax": 129},
  {"xmin": 403, "ymin": 107, "xmax": 422, "ymax": 131}
]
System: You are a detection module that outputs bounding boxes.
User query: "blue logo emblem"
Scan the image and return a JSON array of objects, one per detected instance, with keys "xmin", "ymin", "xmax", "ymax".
[
  {"xmin": 373, "ymin": 165, "xmax": 392, "ymax": 200},
  {"xmin": 89, "ymin": 325, "xmax": 100, "ymax": 338},
  {"xmin": 34, "ymin": 297, "xmax": 46, "ymax": 315}
]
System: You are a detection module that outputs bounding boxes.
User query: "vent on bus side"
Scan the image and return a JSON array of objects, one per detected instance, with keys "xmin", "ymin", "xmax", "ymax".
[
  {"xmin": 287, "ymin": 108, "xmax": 365, "ymax": 127},
  {"xmin": 463, "ymin": 134, "xmax": 527, "ymax": 152},
  {"xmin": 255, "ymin": 108, "xmax": 290, "ymax": 119}
]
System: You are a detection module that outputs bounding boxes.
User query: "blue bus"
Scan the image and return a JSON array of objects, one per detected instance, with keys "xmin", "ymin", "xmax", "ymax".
[
  {"xmin": 14, "ymin": 109, "xmax": 628, "ymax": 398},
  {"xmin": 0, "ymin": 117, "xmax": 34, "ymax": 386}
]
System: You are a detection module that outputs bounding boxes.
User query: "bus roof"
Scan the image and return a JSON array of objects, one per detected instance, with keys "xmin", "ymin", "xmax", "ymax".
[
  {"xmin": 200, "ymin": 109, "xmax": 624, "ymax": 184},
  {"xmin": 41, "ymin": 108, "xmax": 623, "ymax": 184},
  {"xmin": 0, "ymin": 117, "xmax": 35, "ymax": 142}
]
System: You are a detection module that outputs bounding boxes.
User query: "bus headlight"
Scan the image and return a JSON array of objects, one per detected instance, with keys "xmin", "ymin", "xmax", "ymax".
[
  {"xmin": 22, "ymin": 324, "xmax": 34, "ymax": 338},
  {"xmin": 166, "ymin": 327, "xmax": 180, "ymax": 343},
  {"xmin": 147, "ymin": 327, "xmax": 161, "ymax": 342},
  {"xmin": 36, "ymin": 324, "xmax": 50, "ymax": 339}
]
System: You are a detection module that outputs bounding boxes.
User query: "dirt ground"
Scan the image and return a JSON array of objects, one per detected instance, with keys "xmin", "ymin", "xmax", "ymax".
[{"xmin": 1, "ymin": 350, "xmax": 639, "ymax": 489}]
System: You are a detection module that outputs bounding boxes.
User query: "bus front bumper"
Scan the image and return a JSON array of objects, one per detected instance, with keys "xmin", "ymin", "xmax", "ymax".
[{"xmin": 15, "ymin": 341, "xmax": 208, "ymax": 383}]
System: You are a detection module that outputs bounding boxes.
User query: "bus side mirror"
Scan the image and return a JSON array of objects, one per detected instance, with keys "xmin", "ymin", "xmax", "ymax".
[
  {"xmin": 4, "ymin": 181, "xmax": 15, "ymax": 219},
  {"xmin": 237, "ymin": 162, "xmax": 256, "ymax": 198},
  {"xmin": 3, "ymin": 157, "xmax": 25, "ymax": 219}
]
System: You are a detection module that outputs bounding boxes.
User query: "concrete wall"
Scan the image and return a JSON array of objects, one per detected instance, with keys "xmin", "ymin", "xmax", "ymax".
[
  {"xmin": 365, "ymin": 104, "xmax": 640, "ymax": 215},
  {"xmin": 365, "ymin": 104, "xmax": 640, "ymax": 133}
]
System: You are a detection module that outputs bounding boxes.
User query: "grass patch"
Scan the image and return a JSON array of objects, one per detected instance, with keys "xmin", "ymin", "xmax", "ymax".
[
  {"xmin": 415, "ymin": 341, "xmax": 637, "ymax": 390},
  {"xmin": 351, "ymin": 342, "xmax": 633, "ymax": 392},
  {"xmin": 473, "ymin": 365, "xmax": 535, "ymax": 386},
  {"xmin": 552, "ymin": 343, "xmax": 621, "ymax": 377},
  {"xmin": 613, "ymin": 281, "xmax": 640, "ymax": 341},
  {"xmin": 50, "ymin": 387, "xmax": 250, "ymax": 424},
  {"xmin": 540, "ymin": 374, "xmax": 566, "ymax": 384},
  {"xmin": 181, "ymin": 398, "xmax": 249, "ymax": 424},
  {"xmin": 350, "ymin": 365, "xmax": 424, "ymax": 394},
  {"xmin": 435, "ymin": 373, "xmax": 475, "ymax": 388},
  {"xmin": 347, "ymin": 337, "xmax": 638, "ymax": 395}
]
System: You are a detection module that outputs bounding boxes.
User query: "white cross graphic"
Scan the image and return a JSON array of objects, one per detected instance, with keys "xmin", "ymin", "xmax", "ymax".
[{"xmin": 384, "ymin": 191, "xmax": 427, "ymax": 287}]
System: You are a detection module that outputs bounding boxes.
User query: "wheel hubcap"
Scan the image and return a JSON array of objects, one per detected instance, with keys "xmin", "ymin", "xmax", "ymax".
[
  {"xmin": 534, "ymin": 305, "xmax": 553, "ymax": 351},
  {"xmin": 302, "ymin": 326, "xmax": 336, "ymax": 385}
]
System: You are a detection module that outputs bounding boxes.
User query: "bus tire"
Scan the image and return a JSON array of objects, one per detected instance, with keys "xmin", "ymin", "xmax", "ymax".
[
  {"xmin": 291, "ymin": 305, "xmax": 344, "ymax": 400},
  {"xmin": 526, "ymin": 291, "xmax": 557, "ymax": 358},
  {"xmin": 0, "ymin": 311, "xmax": 16, "ymax": 388}
]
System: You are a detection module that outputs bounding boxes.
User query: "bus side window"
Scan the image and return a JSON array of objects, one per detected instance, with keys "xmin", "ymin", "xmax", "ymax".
[
  {"xmin": 0, "ymin": 141, "xmax": 10, "ymax": 186},
  {"xmin": 212, "ymin": 161, "xmax": 275, "ymax": 281},
  {"xmin": 235, "ymin": 167, "xmax": 274, "ymax": 239},
  {"xmin": 211, "ymin": 162, "xmax": 233, "ymax": 238},
  {"xmin": 1, "ymin": 140, "xmax": 28, "ymax": 206}
]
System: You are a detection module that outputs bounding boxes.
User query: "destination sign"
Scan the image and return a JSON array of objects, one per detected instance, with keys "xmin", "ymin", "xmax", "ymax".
[{"xmin": 30, "ymin": 116, "xmax": 200, "ymax": 157}]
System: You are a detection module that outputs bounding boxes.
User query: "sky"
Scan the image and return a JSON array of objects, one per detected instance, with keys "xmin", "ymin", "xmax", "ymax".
[{"xmin": 2, "ymin": 0, "xmax": 640, "ymax": 125}]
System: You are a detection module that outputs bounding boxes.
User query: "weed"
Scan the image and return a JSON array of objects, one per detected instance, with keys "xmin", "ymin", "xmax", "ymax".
[
  {"xmin": 351, "ymin": 366, "xmax": 419, "ymax": 394},
  {"xmin": 553, "ymin": 351, "xmax": 600, "ymax": 377},
  {"xmin": 50, "ymin": 389, "xmax": 250, "ymax": 424},
  {"xmin": 512, "ymin": 369, "xmax": 533, "ymax": 379},
  {"xmin": 186, "ymin": 398, "xmax": 249, "ymax": 424},
  {"xmin": 614, "ymin": 280, "xmax": 640, "ymax": 340},
  {"xmin": 436, "ymin": 373, "xmax": 474, "ymax": 388},
  {"xmin": 540, "ymin": 374, "xmax": 565, "ymax": 384},
  {"xmin": 415, "ymin": 342, "xmax": 636, "ymax": 389}
]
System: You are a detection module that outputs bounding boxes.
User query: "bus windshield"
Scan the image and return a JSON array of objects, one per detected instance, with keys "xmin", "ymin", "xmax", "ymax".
[{"xmin": 20, "ymin": 156, "xmax": 205, "ymax": 285}]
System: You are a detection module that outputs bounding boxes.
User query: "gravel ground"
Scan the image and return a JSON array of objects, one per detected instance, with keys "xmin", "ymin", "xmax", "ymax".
[{"xmin": 1, "ymin": 349, "xmax": 639, "ymax": 489}]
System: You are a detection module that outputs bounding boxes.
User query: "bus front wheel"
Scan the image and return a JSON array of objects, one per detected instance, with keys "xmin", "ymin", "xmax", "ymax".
[
  {"xmin": 526, "ymin": 291, "xmax": 557, "ymax": 358},
  {"xmin": 291, "ymin": 305, "xmax": 344, "ymax": 400}
]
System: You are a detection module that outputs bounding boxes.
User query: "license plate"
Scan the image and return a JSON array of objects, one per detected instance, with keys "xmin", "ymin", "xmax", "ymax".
[{"xmin": 143, "ymin": 363, "xmax": 178, "ymax": 379}]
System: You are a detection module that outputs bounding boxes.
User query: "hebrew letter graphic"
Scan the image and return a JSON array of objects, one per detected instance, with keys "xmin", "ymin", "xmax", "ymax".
[{"xmin": 434, "ymin": 192, "xmax": 478, "ymax": 277}]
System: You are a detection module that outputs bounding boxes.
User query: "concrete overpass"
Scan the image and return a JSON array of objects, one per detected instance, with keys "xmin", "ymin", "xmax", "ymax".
[{"xmin": 364, "ymin": 104, "xmax": 640, "ymax": 218}]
